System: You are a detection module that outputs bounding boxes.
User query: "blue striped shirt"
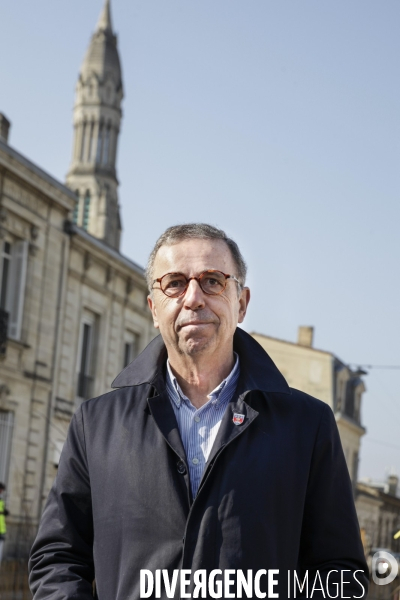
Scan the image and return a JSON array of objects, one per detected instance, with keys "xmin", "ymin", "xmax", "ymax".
[{"xmin": 165, "ymin": 353, "xmax": 240, "ymax": 497}]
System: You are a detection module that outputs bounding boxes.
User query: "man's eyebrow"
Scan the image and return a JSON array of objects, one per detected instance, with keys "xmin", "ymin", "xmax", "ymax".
[{"xmin": 159, "ymin": 268, "xmax": 224, "ymax": 276}]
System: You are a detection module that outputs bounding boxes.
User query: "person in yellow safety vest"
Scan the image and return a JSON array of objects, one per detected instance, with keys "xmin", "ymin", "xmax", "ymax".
[{"xmin": 0, "ymin": 482, "xmax": 9, "ymax": 566}]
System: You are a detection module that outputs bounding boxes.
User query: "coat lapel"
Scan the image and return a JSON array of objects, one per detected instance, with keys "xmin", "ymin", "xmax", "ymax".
[
  {"xmin": 147, "ymin": 389, "xmax": 187, "ymax": 463},
  {"xmin": 203, "ymin": 391, "xmax": 259, "ymax": 471},
  {"xmin": 147, "ymin": 389, "xmax": 193, "ymax": 504}
]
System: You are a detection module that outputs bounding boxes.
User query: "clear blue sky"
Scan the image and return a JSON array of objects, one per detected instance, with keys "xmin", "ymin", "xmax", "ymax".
[{"xmin": 1, "ymin": 0, "xmax": 399, "ymax": 482}]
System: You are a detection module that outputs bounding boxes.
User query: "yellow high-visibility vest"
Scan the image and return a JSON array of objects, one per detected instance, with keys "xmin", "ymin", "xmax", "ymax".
[{"xmin": 0, "ymin": 499, "xmax": 7, "ymax": 535}]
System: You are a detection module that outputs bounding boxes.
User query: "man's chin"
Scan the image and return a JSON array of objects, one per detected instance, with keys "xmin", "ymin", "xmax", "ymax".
[{"xmin": 178, "ymin": 335, "xmax": 214, "ymax": 356}]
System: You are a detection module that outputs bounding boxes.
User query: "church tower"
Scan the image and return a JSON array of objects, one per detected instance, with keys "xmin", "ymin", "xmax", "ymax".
[{"xmin": 67, "ymin": 0, "xmax": 123, "ymax": 250}]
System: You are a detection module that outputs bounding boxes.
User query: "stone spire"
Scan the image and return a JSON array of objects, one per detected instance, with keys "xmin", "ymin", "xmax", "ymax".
[
  {"xmin": 96, "ymin": 0, "xmax": 112, "ymax": 33},
  {"xmin": 66, "ymin": 0, "xmax": 123, "ymax": 250}
]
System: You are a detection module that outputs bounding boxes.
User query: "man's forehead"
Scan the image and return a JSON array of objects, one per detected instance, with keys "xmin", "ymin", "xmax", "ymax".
[{"xmin": 154, "ymin": 238, "xmax": 234, "ymax": 273}]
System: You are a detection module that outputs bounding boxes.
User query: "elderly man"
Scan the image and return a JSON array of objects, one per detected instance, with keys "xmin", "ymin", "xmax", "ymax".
[{"xmin": 29, "ymin": 223, "xmax": 368, "ymax": 599}]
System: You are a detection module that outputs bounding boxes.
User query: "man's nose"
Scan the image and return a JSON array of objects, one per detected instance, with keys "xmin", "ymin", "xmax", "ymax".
[{"xmin": 183, "ymin": 278, "xmax": 206, "ymax": 309}]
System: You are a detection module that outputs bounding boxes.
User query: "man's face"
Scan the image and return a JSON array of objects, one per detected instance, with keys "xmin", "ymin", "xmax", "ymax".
[{"xmin": 147, "ymin": 238, "xmax": 250, "ymax": 358}]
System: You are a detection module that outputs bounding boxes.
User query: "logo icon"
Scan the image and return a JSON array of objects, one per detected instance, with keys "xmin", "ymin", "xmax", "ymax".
[
  {"xmin": 372, "ymin": 550, "xmax": 399, "ymax": 585},
  {"xmin": 233, "ymin": 413, "xmax": 245, "ymax": 425}
]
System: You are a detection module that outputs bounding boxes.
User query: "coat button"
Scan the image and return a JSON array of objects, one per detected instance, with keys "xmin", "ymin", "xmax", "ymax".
[{"xmin": 177, "ymin": 460, "xmax": 186, "ymax": 475}]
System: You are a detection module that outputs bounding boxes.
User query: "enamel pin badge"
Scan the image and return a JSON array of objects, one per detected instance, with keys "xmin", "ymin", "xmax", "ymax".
[{"xmin": 232, "ymin": 413, "xmax": 245, "ymax": 426}]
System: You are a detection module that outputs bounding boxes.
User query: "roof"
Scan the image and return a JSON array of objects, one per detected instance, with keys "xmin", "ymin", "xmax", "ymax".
[
  {"xmin": 0, "ymin": 141, "xmax": 145, "ymax": 281},
  {"xmin": 251, "ymin": 331, "xmax": 369, "ymax": 379},
  {"xmin": 0, "ymin": 138, "xmax": 77, "ymax": 208},
  {"xmin": 69, "ymin": 223, "xmax": 145, "ymax": 278},
  {"xmin": 251, "ymin": 331, "xmax": 332, "ymax": 356}
]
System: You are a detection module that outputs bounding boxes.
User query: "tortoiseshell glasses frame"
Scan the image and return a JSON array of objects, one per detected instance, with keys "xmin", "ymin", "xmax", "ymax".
[{"xmin": 152, "ymin": 269, "xmax": 242, "ymax": 298}]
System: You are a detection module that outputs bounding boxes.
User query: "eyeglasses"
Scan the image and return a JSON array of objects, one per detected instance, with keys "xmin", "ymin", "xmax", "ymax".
[{"xmin": 152, "ymin": 269, "xmax": 242, "ymax": 298}]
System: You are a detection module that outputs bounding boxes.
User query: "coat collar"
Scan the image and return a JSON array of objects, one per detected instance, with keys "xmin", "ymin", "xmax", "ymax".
[{"xmin": 111, "ymin": 327, "xmax": 291, "ymax": 396}]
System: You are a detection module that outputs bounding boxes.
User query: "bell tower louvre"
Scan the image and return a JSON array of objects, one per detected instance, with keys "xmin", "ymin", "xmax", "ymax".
[{"xmin": 66, "ymin": 0, "xmax": 123, "ymax": 250}]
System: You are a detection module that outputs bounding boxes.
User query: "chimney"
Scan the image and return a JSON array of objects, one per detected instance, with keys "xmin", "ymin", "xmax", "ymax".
[
  {"xmin": 388, "ymin": 474, "xmax": 398, "ymax": 497},
  {"xmin": 0, "ymin": 114, "xmax": 11, "ymax": 144},
  {"xmin": 298, "ymin": 326, "xmax": 314, "ymax": 348}
]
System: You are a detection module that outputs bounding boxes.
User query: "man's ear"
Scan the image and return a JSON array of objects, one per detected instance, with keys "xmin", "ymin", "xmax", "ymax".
[
  {"xmin": 237, "ymin": 287, "xmax": 250, "ymax": 324},
  {"xmin": 147, "ymin": 295, "xmax": 160, "ymax": 329}
]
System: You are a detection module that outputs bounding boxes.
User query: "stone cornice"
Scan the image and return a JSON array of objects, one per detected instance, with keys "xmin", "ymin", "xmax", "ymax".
[
  {"xmin": 67, "ymin": 222, "xmax": 146, "ymax": 282},
  {"xmin": 0, "ymin": 140, "xmax": 76, "ymax": 212}
]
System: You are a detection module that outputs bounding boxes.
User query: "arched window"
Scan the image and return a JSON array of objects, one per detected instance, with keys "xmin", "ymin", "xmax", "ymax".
[
  {"xmin": 88, "ymin": 121, "xmax": 95, "ymax": 161},
  {"xmin": 80, "ymin": 121, "xmax": 87, "ymax": 161},
  {"xmin": 344, "ymin": 380, "xmax": 355, "ymax": 419},
  {"xmin": 73, "ymin": 190, "xmax": 80, "ymax": 224},
  {"xmin": 83, "ymin": 190, "xmax": 91, "ymax": 231},
  {"xmin": 102, "ymin": 124, "xmax": 110, "ymax": 165},
  {"xmin": 96, "ymin": 122, "xmax": 104, "ymax": 163}
]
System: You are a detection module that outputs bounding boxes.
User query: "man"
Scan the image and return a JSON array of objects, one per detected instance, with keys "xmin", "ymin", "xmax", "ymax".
[
  {"xmin": 29, "ymin": 223, "xmax": 368, "ymax": 599},
  {"xmin": 0, "ymin": 482, "xmax": 9, "ymax": 566}
]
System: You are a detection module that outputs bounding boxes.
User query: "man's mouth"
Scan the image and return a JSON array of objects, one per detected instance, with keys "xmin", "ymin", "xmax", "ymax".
[{"xmin": 180, "ymin": 321, "xmax": 212, "ymax": 327}]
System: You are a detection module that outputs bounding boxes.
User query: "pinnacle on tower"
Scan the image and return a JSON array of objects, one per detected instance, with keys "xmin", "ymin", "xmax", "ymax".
[
  {"xmin": 97, "ymin": 0, "xmax": 113, "ymax": 33},
  {"xmin": 81, "ymin": 0, "xmax": 122, "ymax": 89}
]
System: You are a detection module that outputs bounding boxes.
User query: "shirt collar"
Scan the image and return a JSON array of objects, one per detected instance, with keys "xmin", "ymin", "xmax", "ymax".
[{"xmin": 166, "ymin": 352, "xmax": 240, "ymax": 409}]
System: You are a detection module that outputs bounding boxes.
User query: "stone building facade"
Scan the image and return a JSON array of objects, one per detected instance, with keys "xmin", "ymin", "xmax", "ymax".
[
  {"xmin": 0, "ymin": 0, "xmax": 155, "ymax": 559},
  {"xmin": 251, "ymin": 326, "xmax": 366, "ymax": 486},
  {"xmin": 356, "ymin": 476, "xmax": 400, "ymax": 554}
]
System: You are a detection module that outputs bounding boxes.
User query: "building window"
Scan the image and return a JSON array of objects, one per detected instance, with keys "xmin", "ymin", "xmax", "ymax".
[
  {"xmin": 53, "ymin": 440, "xmax": 64, "ymax": 469},
  {"xmin": 73, "ymin": 190, "xmax": 80, "ymax": 224},
  {"xmin": 0, "ymin": 242, "xmax": 12, "ymax": 310},
  {"xmin": 123, "ymin": 331, "xmax": 140, "ymax": 367},
  {"xmin": 77, "ymin": 311, "xmax": 98, "ymax": 400},
  {"xmin": 80, "ymin": 120, "xmax": 87, "ymax": 161},
  {"xmin": 336, "ymin": 380, "xmax": 343, "ymax": 411},
  {"xmin": 353, "ymin": 388, "xmax": 362, "ymax": 422},
  {"xmin": 352, "ymin": 451, "xmax": 359, "ymax": 485},
  {"xmin": 102, "ymin": 124, "xmax": 110, "ymax": 165},
  {"xmin": 88, "ymin": 120, "xmax": 95, "ymax": 161},
  {"xmin": 83, "ymin": 191, "xmax": 90, "ymax": 231},
  {"xmin": 0, "ymin": 240, "xmax": 28, "ymax": 340},
  {"xmin": 0, "ymin": 410, "xmax": 14, "ymax": 486},
  {"xmin": 344, "ymin": 380, "xmax": 356, "ymax": 420},
  {"xmin": 96, "ymin": 123, "xmax": 104, "ymax": 163}
]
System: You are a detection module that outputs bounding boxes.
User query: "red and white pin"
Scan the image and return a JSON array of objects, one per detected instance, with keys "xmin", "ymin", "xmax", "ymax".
[{"xmin": 232, "ymin": 413, "xmax": 245, "ymax": 425}]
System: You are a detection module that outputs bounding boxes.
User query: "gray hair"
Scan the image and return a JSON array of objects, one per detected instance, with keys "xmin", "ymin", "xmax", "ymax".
[{"xmin": 146, "ymin": 223, "xmax": 247, "ymax": 293}]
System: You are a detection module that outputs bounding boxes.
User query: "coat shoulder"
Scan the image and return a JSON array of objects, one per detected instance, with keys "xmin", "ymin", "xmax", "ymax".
[
  {"xmin": 288, "ymin": 387, "xmax": 331, "ymax": 410},
  {"xmin": 80, "ymin": 383, "xmax": 154, "ymax": 416},
  {"xmin": 262, "ymin": 386, "xmax": 333, "ymax": 421}
]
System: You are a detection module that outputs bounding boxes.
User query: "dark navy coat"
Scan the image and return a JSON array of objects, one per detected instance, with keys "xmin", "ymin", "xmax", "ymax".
[{"xmin": 29, "ymin": 328, "xmax": 368, "ymax": 599}]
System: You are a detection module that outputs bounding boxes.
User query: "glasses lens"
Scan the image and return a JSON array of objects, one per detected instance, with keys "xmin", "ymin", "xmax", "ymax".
[
  {"xmin": 200, "ymin": 271, "xmax": 226, "ymax": 295},
  {"xmin": 160, "ymin": 273, "xmax": 188, "ymax": 297}
]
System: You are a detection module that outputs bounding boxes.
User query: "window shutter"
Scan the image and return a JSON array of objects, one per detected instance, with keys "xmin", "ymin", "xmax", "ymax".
[{"xmin": 7, "ymin": 239, "xmax": 28, "ymax": 340}]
